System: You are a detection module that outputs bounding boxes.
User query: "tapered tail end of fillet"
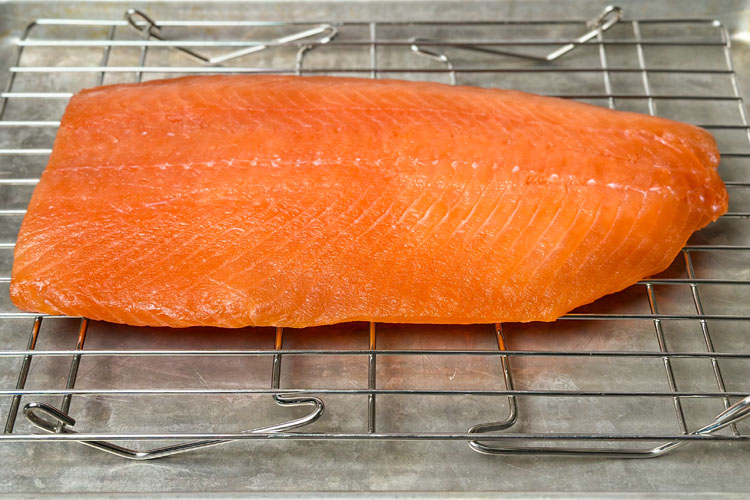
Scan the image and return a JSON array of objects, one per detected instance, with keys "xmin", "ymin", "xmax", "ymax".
[
  {"xmin": 691, "ymin": 127, "xmax": 728, "ymax": 226},
  {"xmin": 703, "ymin": 165, "xmax": 729, "ymax": 227}
]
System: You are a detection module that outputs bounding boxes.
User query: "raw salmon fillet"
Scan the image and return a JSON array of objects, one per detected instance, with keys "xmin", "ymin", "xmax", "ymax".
[{"xmin": 10, "ymin": 75, "xmax": 727, "ymax": 328}]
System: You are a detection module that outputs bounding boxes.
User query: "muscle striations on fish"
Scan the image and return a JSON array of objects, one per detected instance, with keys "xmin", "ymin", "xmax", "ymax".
[{"xmin": 10, "ymin": 75, "xmax": 727, "ymax": 328}]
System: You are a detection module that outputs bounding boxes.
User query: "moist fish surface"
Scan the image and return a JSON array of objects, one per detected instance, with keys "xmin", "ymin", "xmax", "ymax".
[{"xmin": 10, "ymin": 75, "xmax": 728, "ymax": 328}]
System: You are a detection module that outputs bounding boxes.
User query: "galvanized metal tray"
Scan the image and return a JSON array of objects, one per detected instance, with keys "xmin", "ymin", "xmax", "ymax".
[{"xmin": 1, "ymin": 0, "xmax": 749, "ymax": 496}]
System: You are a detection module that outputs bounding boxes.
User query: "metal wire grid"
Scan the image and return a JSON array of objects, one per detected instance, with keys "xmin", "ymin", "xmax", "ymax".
[{"xmin": 0, "ymin": 8, "xmax": 749, "ymax": 459}]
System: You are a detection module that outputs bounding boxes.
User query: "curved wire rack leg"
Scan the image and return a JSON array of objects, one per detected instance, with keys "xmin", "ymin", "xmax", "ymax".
[
  {"xmin": 22, "ymin": 323, "xmax": 325, "ymax": 460},
  {"xmin": 468, "ymin": 394, "xmax": 750, "ymax": 458},
  {"xmin": 467, "ymin": 322, "xmax": 750, "ymax": 458},
  {"xmin": 410, "ymin": 5, "xmax": 624, "ymax": 86},
  {"xmin": 125, "ymin": 9, "xmax": 337, "ymax": 66},
  {"xmin": 466, "ymin": 324, "xmax": 518, "ymax": 440},
  {"xmin": 24, "ymin": 394, "xmax": 324, "ymax": 460},
  {"xmin": 467, "ymin": 324, "xmax": 750, "ymax": 459}
]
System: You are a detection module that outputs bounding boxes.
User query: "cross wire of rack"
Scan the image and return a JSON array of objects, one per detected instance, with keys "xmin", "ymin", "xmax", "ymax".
[{"xmin": 0, "ymin": 5, "xmax": 749, "ymax": 461}]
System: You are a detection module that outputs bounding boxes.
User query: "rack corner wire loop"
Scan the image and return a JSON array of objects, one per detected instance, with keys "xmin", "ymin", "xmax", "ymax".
[
  {"xmin": 23, "ymin": 395, "xmax": 324, "ymax": 460},
  {"xmin": 124, "ymin": 8, "xmax": 338, "ymax": 66},
  {"xmin": 20, "ymin": 322, "xmax": 326, "ymax": 460},
  {"xmin": 2, "ymin": 3, "xmax": 749, "ymax": 461},
  {"xmin": 409, "ymin": 4, "xmax": 623, "ymax": 85},
  {"xmin": 468, "ymin": 376, "xmax": 750, "ymax": 458}
]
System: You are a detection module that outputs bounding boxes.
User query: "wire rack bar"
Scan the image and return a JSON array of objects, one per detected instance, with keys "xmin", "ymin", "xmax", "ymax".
[
  {"xmin": 22, "ymin": 276, "xmax": 750, "ymax": 285},
  {"xmin": 1, "ymin": 121, "xmax": 748, "ymax": 130},
  {"xmin": 5, "ymin": 388, "xmax": 750, "ymax": 397},
  {"xmin": 367, "ymin": 322, "xmax": 377, "ymax": 433},
  {"xmin": 27, "ymin": 17, "xmax": 725, "ymax": 26},
  {"xmin": 2, "ymin": 312, "xmax": 750, "ymax": 320},
  {"xmin": 1, "ymin": 432, "xmax": 750, "ymax": 442},
  {"xmin": 12, "ymin": 40, "xmax": 735, "ymax": 48},
  {"xmin": 3, "ymin": 91, "xmax": 744, "ymax": 101},
  {"xmin": 0, "ymin": 349, "xmax": 749, "ymax": 359},
  {"xmin": 8, "ymin": 66, "xmax": 739, "ymax": 74},
  {"xmin": 633, "ymin": 20, "xmax": 687, "ymax": 435},
  {"xmin": 3, "ymin": 317, "xmax": 41, "ymax": 433},
  {"xmin": 684, "ymin": 250, "xmax": 739, "ymax": 435}
]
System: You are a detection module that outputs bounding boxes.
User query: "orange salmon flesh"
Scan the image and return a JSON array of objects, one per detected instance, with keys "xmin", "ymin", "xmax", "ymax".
[{"xmin": 10, "ymin": 75, "xmax": 728, "ymax": 328}]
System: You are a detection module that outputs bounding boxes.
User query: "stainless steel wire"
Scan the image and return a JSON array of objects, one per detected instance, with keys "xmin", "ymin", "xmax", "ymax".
[
  {"xmin": 0, "ymin": 5, "xmax": 749, "ymax": 461},
  {"xmin": 410, "ymin": 5, "xmax": 624, "ymax": 84},
  {"xmin": 125, "ymin": 8, "xmax": 338, "ymax": 65}
]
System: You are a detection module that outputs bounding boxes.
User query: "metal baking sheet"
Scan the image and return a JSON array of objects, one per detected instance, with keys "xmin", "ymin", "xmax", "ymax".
[{"xmin": 1, "ymin": 0, "xmax": 750, "ymax": 496}]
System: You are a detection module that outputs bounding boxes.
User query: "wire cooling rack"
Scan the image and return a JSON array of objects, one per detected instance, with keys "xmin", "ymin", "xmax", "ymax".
[{"xmin": 0, "ymin": 5, "xmax": 749, "ymax": 460}]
